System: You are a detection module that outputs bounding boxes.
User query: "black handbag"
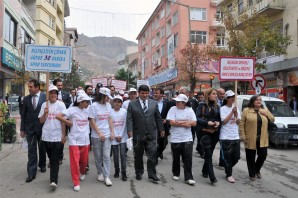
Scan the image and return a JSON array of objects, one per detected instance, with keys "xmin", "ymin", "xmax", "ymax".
[{"xmin": 268, "ymin": 120, "xmax": 277, "ymax": 131}]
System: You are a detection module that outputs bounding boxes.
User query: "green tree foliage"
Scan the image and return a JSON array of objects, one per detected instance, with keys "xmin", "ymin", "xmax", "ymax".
[
  {"xmin": 114, "ymin": 68, "xmax": 137, "ymax": 89},
  {"xmin": 62, "ymin": 61, "xmax": 85, "ymax": 91}
]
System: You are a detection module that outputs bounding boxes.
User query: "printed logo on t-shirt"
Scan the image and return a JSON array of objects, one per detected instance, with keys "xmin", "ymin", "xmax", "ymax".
[
  {"xmin": 76, "ymin": 119, "xmax": 88, "ymax": 127},
  {"xmin": 113, "ymin": 119, "xmax": 125, "ymax": 128},
  {"xmin": 98, "ymin": 113, "xmax": 109, "ymax": 121}
]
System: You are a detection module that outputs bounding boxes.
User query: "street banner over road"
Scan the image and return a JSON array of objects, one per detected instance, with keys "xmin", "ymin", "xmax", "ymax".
[
  {"xmin": 219, "ymin": 57, "xmax": 255, "ymax": 81},
  {"xmin": 25, "ymin": 45, "xmax": 72, "ymax": 73},
  {"xmin": 111, "ymin": 79, "xmax": 127, "ymax": 90}
]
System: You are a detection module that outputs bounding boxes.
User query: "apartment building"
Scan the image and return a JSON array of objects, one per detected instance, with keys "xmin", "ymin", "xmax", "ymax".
[
  {"xmin": 0, "ymin": 0, "xmax": 36, "ymax": 98},
  {"xmin": 23, "ymin": 0, "xmax": 69, "ymax": 46},
  {"xmin": 136, "ymin": 0, "xmax": 220, "ymax": 95},
  {"xmin": 218, "ymin": 0, "xmax": 298, "ymax": 102}
]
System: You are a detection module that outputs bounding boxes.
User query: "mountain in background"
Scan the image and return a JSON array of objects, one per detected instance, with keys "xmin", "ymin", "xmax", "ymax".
[{"xmin": 75, "ymin": 34, "xmax": 137, "ymax": 79}]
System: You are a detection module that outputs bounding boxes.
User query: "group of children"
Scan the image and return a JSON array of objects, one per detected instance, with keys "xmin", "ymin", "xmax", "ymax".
[{"xmin": 40, "ymin": 85, "xmax": 127, "ymax": 191}]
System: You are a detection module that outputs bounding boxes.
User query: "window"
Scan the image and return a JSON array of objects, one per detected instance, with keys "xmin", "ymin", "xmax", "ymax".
[
  {"xmin": 49, "ymin": 16, "xmax": 55, "ymax": 29},
  {"xmin": 145, "ymin": 45, "xmax": 149, "ymax": 52},
  {"xmin": 155, "ymin": 15, "xmax": 160, "ymax": 29},
  {"xmin": 161, "ymin": 45, "xmax": 165, "ymax": 57},
  {"xmin": 191, "ymin": 31, "xmax": 207, "ymax": 44},
  {"xmin": 174, "ymin": 33, "xmax": 178, "ymax": 48},
  {"xmin": 4, "ymin": 11, "xmax": 17, "ymax": 46},
  {"xmin": 166, "ymin": 1, "xmax": 171, "ymax": 16},
  {"xmin": 248, "ymin": 0, "xmax": 254, "ymax": 7},
  {"xmin": 190, "ymin": 8, "xmax": 207, "ymax": 21},
  {"xmin": 228, "ymin": 4, "xmax": 233, "ymax": 12},
  {"xmin": 238, "ymin": 0, "xmax": 244, "ymax": 14},
  {"xmin": 160, "ymin": 26, "xmax": 165, "ymax": 38},
  {"xmin": 172, "ymin": 11, "xmax": 178, "ymax": 26},
  {"xmin": 48, "ymin": 0, "xmax": 56, "ymax": 7},
  {"xmin": 160, "ymin": 9, "xmax": 165, "ymax": 19},
  {"xmin": 156, "ymin": 32, "xmax": 160, "ymax": 46},
  {"xmin": 166, "ymin": 20, "xmax": 171, "ymax": 37},
  {"xmin": 21, "ymin": 28, "xmax": 33, "ymax": 55},
  {"xmin": 216, "ymin": 33, "xmax": 225, "ymax": 47},
  {"xmin": 151, "ymin": 37, "xmax": 155, "ymax": 47},
  {"xmin": 216, "ymin": 11, "xmax": 223, "ymax": 21}
]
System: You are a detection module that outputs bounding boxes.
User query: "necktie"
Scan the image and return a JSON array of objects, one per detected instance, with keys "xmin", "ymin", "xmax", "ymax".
[
  {"xmin": 32, "ymin": 95, "xmax": 37, "ymax": 110},
  {"xmin": 143, "ymin": 100, "xmax": 147, "ymax": 113},
  {"xmin": 220, "ymin": 101, "xmax": 223, "ymax": 107}
]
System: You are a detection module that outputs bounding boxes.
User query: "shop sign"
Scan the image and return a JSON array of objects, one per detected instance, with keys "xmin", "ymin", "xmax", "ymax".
[
  {"xmin": 148, "ymin": 67, "xmax": 178, "ymax": 86},
  {"xmin": 1, "ymin": 48, "xmax": 22, "ymax": 71}
]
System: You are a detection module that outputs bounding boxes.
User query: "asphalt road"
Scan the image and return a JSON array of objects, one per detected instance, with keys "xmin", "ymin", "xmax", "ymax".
[{"xmin": 0, "ymin": 138, "xmax": 297, "ymax": 198}]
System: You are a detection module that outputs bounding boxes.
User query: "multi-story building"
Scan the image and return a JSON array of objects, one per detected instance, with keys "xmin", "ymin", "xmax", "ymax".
[
  {"xmin": 217, "ymin": 0, "xmax": 298, "ymax": 102},
  {"xmin": 23, "ymin": 0, "xmax": 70, "ymax": 46},
  {"xmin": 136, "ymin": 0, "xmax": 220, "ymax": 96},
  {"xmin": 0, "ymin": 0, "xmax": 36, "ymax": 98}
]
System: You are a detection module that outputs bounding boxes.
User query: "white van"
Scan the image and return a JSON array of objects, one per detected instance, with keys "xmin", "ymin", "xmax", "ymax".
[{"xmin": 237, "ymin": 95, "xmax": 298, "ymax": 147}]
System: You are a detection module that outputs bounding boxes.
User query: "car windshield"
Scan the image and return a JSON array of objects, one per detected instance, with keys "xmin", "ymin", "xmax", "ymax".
[
  {"xmin": 265, "ymin": 101, "xmax": 295, "ymax": 117},
  {"xmin": 8, "ymin": 97, "xmax": 18, "ymax": 103}
]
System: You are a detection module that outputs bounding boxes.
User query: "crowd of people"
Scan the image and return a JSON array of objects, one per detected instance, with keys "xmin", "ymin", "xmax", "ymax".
[{"xmin": 19, "ymin": 78, "xmax": 275, "ymax": 192}]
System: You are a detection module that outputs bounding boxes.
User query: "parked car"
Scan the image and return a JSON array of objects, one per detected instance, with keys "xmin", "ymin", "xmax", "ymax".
[
  {"xmin": 8, "ymin": 96, "xmax": 19, "ymax": 111},
  {"xmin": 237, "ymin": 95, "xmax": 298, "ymax": 147}
]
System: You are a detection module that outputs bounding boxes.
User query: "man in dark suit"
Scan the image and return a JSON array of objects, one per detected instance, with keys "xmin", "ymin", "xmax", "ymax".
[
  {"xmin": 53, "ymin": 78, "xmax": 71, "ymax": 164},
  {"xmin": 20, "ymin": 79, "xmax": 46, "ymax": 182},
  {"xmin": 127, "ymin": 85, "xmax": 165, "ymax": 183},
  {"xmin": 153, "ymin": 87, "xmax": 170, "ymax": 160}
]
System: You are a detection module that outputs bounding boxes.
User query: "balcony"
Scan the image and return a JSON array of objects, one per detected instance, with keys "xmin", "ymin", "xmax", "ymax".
[
  {"xmin": 21, "ymin": 3, "xmax": 36, "ymax": 29},
  {"xmin": 210, "ymin": 20, "xmax": 224, "ymax": 29},
  {"xmin": 210, "ymin": 0, "xmax": 219, "ymax": 7},
  {"xmin": 255, "ymin": 0, "xmax": 285, "ymax": 16}
]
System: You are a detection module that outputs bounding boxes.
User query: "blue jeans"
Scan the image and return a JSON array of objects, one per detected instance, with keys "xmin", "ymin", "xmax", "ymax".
[
  {"xmin": 91, "ymin": 137, "xmax": 111, "ymax": 178},
  {"xmin": 112, "ymin": 143, "xmax": 127, "ymax": 174}
]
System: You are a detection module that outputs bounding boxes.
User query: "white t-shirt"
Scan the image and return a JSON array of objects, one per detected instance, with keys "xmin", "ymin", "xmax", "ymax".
[
  {"xmin": 89, "ymin": 102, "xmax": 112, "ymax": 138},
  {"xmin": 38, "ymin": 101, "xmax": 66, "ymax": 142},
  {"xmin": 166, "ymin": 106, "xmax": 197, "ymax": 143},
  {"xmin": 122, "ymin": 100, "xmax": 131, "ymax": 110},
  {"xmin": 220, "ymin": 105, "xmax": 241, "ymax": 140},
  {"xmin": 62, "ymin": 106, "xmax": 90, "ymax": 146},
  {"xmin": 111, "ymin": 108, "xmax": 127, "ymax": 145}
]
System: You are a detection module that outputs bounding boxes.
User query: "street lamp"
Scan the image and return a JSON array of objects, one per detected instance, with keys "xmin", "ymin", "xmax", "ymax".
[
  {"xmin": 167, "ymin": 0, "xmax": 191, "ymax": 42},
  {"xmin": 210, "ymin": 74, "xmax": 215, "ymax": 87}
]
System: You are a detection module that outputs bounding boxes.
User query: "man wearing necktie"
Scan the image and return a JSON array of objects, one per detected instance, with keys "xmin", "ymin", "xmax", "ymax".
[
  {"xmin": 217, "ymin": 88, "xmax": 226, "ymax": 168},
  {"xmin": 20, "ymin": 79, "xmax": 46, "ymax": 182},
  {"xmin": 127, "ymin": 85, "xmax": 165, "ymax": 183}
]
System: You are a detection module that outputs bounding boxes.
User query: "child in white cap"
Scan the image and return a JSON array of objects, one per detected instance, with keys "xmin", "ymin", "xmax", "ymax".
[{"xmin": 56, "ymin": 93, "xmax": 91, "ymax": 192}]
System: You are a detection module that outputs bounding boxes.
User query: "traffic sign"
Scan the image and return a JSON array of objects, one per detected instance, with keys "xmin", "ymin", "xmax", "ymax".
[{"xmin": 251, "ymin": 74, "xmax": 266, "ymax": 94}]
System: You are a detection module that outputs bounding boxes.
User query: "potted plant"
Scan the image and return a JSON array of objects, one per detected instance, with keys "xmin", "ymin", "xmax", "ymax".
[{"xmin": 2, "ymin": 118, "xmax": 16, "ymax": 143}]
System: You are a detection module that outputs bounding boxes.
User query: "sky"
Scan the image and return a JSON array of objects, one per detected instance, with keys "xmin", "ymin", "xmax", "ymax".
[{"xmin": 65, "ymin": 0, "xmax": 161, "ymax": 42}]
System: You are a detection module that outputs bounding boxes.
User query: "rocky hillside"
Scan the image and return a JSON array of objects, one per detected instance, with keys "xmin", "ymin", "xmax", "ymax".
[{"xmin": 75, "ymin": 34, "xmax": 137, "ymax": 78}]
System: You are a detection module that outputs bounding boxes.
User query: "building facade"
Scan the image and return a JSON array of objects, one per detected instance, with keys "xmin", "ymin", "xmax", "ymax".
[
  {"xmin": 137, "ymin": 0, "xmax": 220, "ymax": 96},
  {"xmin": 0, "ymin": 0, "xmax": 36, "ymax": 99},
  {"xmin": 217, "ymin": 0, "xmax": 298, "ymax": 102}
]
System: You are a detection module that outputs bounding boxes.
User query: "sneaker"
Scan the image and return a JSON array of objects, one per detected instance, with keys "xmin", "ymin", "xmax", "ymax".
[
  {"xmin": 50, "ymin": 182, "xmax": 57, "ymax": 189},
  {"xmin": 73, "ymin": 185, "xmax": 80, "ymax": 192},
  {"xmin": 256, "ymin": 172, "xmax": 262, "ymax": 179},
  {"xmin": 185, "ymin": 179, "xmax": 196, "ymax": 185},
  {"xmin": 105, "ymin": 177, "xmax": 112, "ymax": 186},
  {"xmin": 98, "ymin": 174, "xmax": 104, "ymax": 182},
  {"xmin": 227, "ymin": 176, "xmax": 235, "ymax": 183},
  {"xmin": 80, "ymin": 174, "xmax": 86, "ymax": 181},
  {"xmin": 172, "ymin": 176, "xmax": 179, "ymax": 181}
]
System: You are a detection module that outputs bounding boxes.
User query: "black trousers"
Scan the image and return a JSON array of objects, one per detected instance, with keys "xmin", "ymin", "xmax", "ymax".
[
  {"xmin": 26, "ymin": 134, "xmax": 46, "ymax": 177},
  {"xmin": 171, "ymin": 141, "xmax": 193, "ymax": 181},
  {"xmin": 195, "ymin": 129, "xmax": 204, "ymax": 156},
  {"xmin": 245, "ymin": 141, "xmax": 267, "ymax": 177},
  {"xmin": 133, "ymin": 136, "xmax": 157, "ymax": 178},
  {"xmin": 157, "ymin": 124, "xmax": 169, "ymax": 156},
  {"xmin": 220, "ymin": 140, "xmax": 240, "ymax": 177},
  {"xmin": 43, "ymin": 141, "xmax": 62, "ymax": 183},
  {"xmin": 201, "ymin": 132, "xmax": 219, "ymax": 181}
]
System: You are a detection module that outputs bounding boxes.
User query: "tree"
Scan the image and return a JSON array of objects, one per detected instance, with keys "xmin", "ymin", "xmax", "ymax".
[
  {"xmin": 62, "ymin": 61, "xmax": 85, "ymax": 91},
  {"xmin": 114, "ymin": 68, "xmax": 137, "ymax": 89}
]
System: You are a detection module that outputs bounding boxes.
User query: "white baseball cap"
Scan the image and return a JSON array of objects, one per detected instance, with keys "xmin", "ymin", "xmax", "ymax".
[
  {"xmin": 123, "ymin": 93, "xmax": 129, "ymax": 98},
  {"xmin": 119, "ymin": 90, "xmax": 124, "ymax": 95},
  {"xmin": 225, "ymin": 90, "xmax": 235, "ymax": 98},
  {"xmin": 173, "ymin": 94, "xmax": 188, "ymax": 103},
  {"xmin": 99, "ymin": 87, "xmax": 114, "ymax": 99},
  {"xmin": 76, "ymin": 90, "xmax": 85, "ymax": 96},
  {"xmin": 77, "ymin": 93, "xmax": 91, "ymax": 103},
  {"xmin": 128, "ymin": 88, "xmax": 137, "ymax": 93},
  {"xmin": 113, "ymin": 95, "xmax": 123, "ymax": 102},
  {"xmin": 49, "ymin": 85, "xmax": 58, "ymax": 92}
]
